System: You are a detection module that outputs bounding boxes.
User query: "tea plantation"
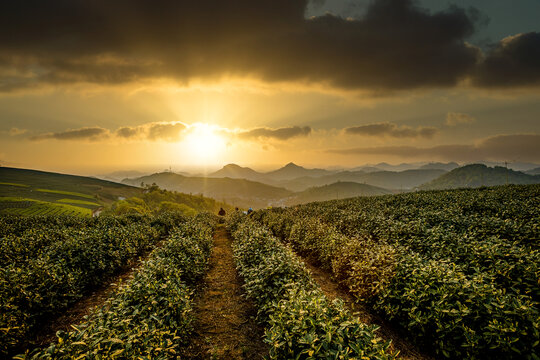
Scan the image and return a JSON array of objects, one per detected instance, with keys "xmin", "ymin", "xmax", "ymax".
[
  {"xmin": 252, "ymin": 184, "xmax": 540, "ymax": 359},
  {"xmin": 1, "ymin": 184, "xmax": 538, "ymax": 359}
]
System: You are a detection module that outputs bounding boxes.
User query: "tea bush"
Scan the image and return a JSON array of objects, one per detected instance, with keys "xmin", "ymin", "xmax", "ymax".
[
  {"xmin": 22, "ymin": 214, "xmax": 216, "ymax": 359},
  {"xmin": 230, "ymin": 217, "xmax": 396, "ymax": 359}
]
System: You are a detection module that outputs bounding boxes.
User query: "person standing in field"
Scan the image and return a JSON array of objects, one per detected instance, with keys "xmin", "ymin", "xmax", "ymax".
[{"xmin": 218, "ymin": 207, "xmax": 226, "ymax": 216}]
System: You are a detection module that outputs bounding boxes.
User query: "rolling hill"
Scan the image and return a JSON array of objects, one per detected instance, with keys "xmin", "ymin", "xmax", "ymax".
[
  {"xmin": 122, "ymin": 172, "xmax": 293, "ymax": 209},
  {"xmin": 276, "ymin": 169, "xmax": 446, "ymax": 191},
  {"xmin": 280, "ymin": 181, "xmax": 391, "ymax": 206},
  {"xmin": 208, "ymin": 163, "xmax": 264, "ymax": 181},
  {"xmin": 419, "ymin": 164, "xmax": 540, "ymax": 190},
  {"xmin": 0, "ymin": 167, "xmax": 143, "ymax": 215},
  {"xmin": 264, "ymin": 162, "xmax": 335, "ymax": 181},
  {"xmin": 526, "ymin": 167, "xmax": 540, "ymax": 175}
]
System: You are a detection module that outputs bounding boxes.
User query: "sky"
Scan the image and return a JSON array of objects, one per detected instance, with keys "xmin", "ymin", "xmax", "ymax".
[{"xmin": 0, "ymin": 0, "xmax": 539, "ymax": 175}]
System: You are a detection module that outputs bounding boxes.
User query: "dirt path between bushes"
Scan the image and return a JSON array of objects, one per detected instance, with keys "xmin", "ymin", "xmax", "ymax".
[
  {"xmin": 22, "ymin": 238, "xmax": 167, "ymax": 354},
  {"xmin": 301, "ymin": 258, "xmax": 437, "ymax": 360},
  {"xmin": 181, "ymin": 225, "xmax": 268, "ymax": 360}
]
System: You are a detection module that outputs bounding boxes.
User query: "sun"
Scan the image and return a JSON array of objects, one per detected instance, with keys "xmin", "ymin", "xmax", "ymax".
[{"xmin": 183, "ymin": 123, "xmax": 226, "ymax": 163}]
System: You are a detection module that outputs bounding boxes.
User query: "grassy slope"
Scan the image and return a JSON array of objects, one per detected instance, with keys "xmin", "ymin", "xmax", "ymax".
[{"xmin": 0, "ymin": 167, "xmax": 142, "ymax": 215}]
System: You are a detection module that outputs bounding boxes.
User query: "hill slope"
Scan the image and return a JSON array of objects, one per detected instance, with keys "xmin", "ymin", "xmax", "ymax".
[
  {"xmin": 123, "ymin": 172, "xmax": 292, "ymax": 208},
  {"xmin": 277, "ymin": 169, "xmax": 446, "ymax": 191},
  {"xmin": 419, "ymin": 164, "xmax": 540, "ymax": 190},
  {"xmin": 281, "ymin": 181, "xmax": 391, "ymax": 206},
  {"xmin": 0, "ymin": 167, "xmax": 142, "ymax": 215},
  {"xmin": 264, "ymin": 162, "xmax": 335, "ymax": 181},
  {"xmin": 208, "ymin": 163, "xmax": 264, "ymax": 181}
]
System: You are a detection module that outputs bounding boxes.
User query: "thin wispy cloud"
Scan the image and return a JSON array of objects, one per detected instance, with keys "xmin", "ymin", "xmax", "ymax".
[
  {"xmin": 345, "ymin": 123, "xmax": 438, "ymax": 139},
  {"xmin": 445, "ymin": 112, "xmax": 476, "ymax": 126},
  {"xmin": 238, "ymin": 126, "xmax": 312, "ymax": 141},
  {"xmin": 30, "ymin": 127, "xmax": 110, "ymax": 141}
]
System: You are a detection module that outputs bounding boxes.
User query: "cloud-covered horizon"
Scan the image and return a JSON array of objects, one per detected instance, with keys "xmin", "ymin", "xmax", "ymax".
[
  {"xmin": 0, "ymin": 0, "xmax": 539, "ymax": 93},
  {"xmin": 328, "ymin": 134, "xmax": 540, "ymax": 162},
  {"xmin": 345, "ymin": 122, "xmax": 438, "ymax": 138},
  {"xmin": 28, "ymin": 123, "xmax": 313, "ymax": 143}
]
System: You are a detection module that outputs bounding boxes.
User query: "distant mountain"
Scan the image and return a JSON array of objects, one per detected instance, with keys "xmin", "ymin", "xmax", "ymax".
[
  {"xmin": 474, "ymin": 161, "xmax": 540, "ymax": 172},
  {"xmin": 277, "ymin": 169, "xmax": 446, "ymax": 191},
  {"xmin": 419, "ymin": 162, "xmax": 459, "ymax": 171},
  {"xmin": 264, "ymin": 162, "xmax": 335, "ymax": 181},
  {"xmin": 209, "ymin": 163, "xmax": 263, "ymax": 181},
  {"xmin": 98, "ymin": 170, "xmax": 149, "ymax": 182},
  {"xmin": 352, "ymin": 166, "xmax": 379, "ymax": 173},
  {"xmin": 280, "ymin": 181, "xmax": 391, "ymax": 206},
  {"xmin": 419, "ymin": 164, "xmax": 540, "ymax": 190},
  {"xmin": 526, "ymin": 167, "xmax": 540, "ymax": 175},
  {"xmin": 122, "ymin": 172, "xmax": 292, "ymax": 209}
]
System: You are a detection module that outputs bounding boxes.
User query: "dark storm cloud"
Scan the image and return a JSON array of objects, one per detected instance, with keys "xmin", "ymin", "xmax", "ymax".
[
  {"xmin": 0, "ymin": 0, "xmax": 494, "ymax": 92},
  {"xmin": 328, "ymin": 134, "xmax": 540, "ymax": 162},
  {"xmin": 238, "ymin": 126, "xmax": 312, "ymax": 140},
  {"xmin": 473, "ymin": 32, "xmax": 540, "ymax": 87},
  {"xmin": 345, "ymin": 122, "xmax": 438, "ymax": 138},
  {"xmin": 30, "ymin": 127, "xmax": 110, "ymax": 141}
]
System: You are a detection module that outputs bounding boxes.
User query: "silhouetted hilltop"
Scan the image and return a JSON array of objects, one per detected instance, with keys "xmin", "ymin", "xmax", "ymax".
[
  {"xmin": 122, "ymin": 172, "xmax": 292, "ymax": 209},
  {"xmin": 209, "ymin": 163, "xmax": 263, "ymax": 181},
  {"xmin": 419, "ymin": 164, "xmax": 540, "ymax": 190},
  {"xmin": 282, "ymin": 181, "xmax": 391, "ymax": 206}
]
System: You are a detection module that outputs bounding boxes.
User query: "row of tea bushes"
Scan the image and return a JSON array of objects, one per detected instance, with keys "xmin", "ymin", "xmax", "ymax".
[
  {"xmin": 0, "ymin": 213, "xmax": 186, "ymax": 356},
  {"xmin": 253, "ymin": 185, "xmax": 540, "ymax": 359},
  {"xmin": 21, "ymin": 213, "xmax": 216, "ymax": 359},
  {"xmin": 229, "ymin": 214, "xmax": 397, "ymax": 359}
]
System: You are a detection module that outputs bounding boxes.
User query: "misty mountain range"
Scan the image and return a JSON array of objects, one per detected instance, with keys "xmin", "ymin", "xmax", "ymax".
[{"xmin": 121, "ymin": 161, "xmax": 540, "ymax": 208}]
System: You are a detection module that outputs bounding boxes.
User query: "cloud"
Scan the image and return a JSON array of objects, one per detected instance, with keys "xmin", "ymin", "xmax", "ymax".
[
  {"xmin": 146, "ymin": 122, "xmax": 187, "ymax": 141},
  {"xmin": 10, "ymin": 128, "xmax": 27, "ymax": 136},
  {"xmin": 0, "ymin": 0, "xmax": 492, "ymax": 92},
  {"xmin": 31, "ymin": 122, "xmax": 188, "ymax": 142},
  {"xmin": 345, "ymin": 122, "xmax": 438, "ymax": 138},
  {"xmin": 445, "ymin": 112, "xmax": 476, "ymax": 126},
  {"xmin": 29, "ymin": 122, "xmax": 313, "ymax": 143},
  {"xmin": 30, "ymin": 127, "xmax": 110, "ymax": 141},
  {"xmin": 238, "ymin": 126, "xmax": 312, "ymax": 140},
  {"xmin": 328, "ymin": 134, "xmax": 540, "ymax": 162},
  {"xmin": 474, "ymin": 32, "xmax": 540, "ymax": 87},
  {"xmin": 1, "ymin": 127, "xmax": 28, "ymax": 136}
]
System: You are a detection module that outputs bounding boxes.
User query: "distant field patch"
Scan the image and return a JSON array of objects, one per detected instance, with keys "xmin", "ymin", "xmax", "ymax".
[
  {"xmin": 36, "ymin": 188, "xmax": 95, "ymax": 199},
  {"xmin": 0, "ymin": 197, "xmax": 91, "ymax": 216},
  {"xmin": 0, "ymin": 182, "xmax": 29, "ymax": 187},
  {"xmin": 57, "ymin": 198, "xmax": 100, "ymax": 207}
]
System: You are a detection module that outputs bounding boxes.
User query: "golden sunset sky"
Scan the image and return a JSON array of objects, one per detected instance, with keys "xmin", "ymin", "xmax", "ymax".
[{"xmin": 1, "ymin": 0, "xmax": 539, "ymax": 174}]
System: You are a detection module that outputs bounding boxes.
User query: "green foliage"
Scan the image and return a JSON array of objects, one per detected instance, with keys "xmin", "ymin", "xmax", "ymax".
[
  {"xmin": 107, "ymin": 187, "xmax": 229, "ymax": 216},
  {"xmin": 255, "ymin": 184, "xmax": 540, "ymax": 359},
  {"xmin": 36, "ymin": 189, "xmax": 95, "ymax": 199},
  {"xmin": 22, "ymin": 214, "xmax": 216, "ymax": 359},
  {"xmin": 0, "ymin": 197, "xmax": 92, "ymax": 216},
  {"xmin": 0, "ymin": 214, "xmax": 179, "ymax": 356},
  {"xmin": 229, "ymin": 217, "xmax": 396, "ymax": 359}
]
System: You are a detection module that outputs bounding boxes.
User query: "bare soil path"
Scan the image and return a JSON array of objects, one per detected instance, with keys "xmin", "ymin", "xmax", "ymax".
[
  {"xmin": 302, "ymin": 259, "xmax": 437, "ymax": 360},
  {"xmin": 28, "ymin": 238, "xmax": 166, "ymax": 350},
  {"xmin": 182, "ymin": 225, "xmax": 268, "ymax": 359}
]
